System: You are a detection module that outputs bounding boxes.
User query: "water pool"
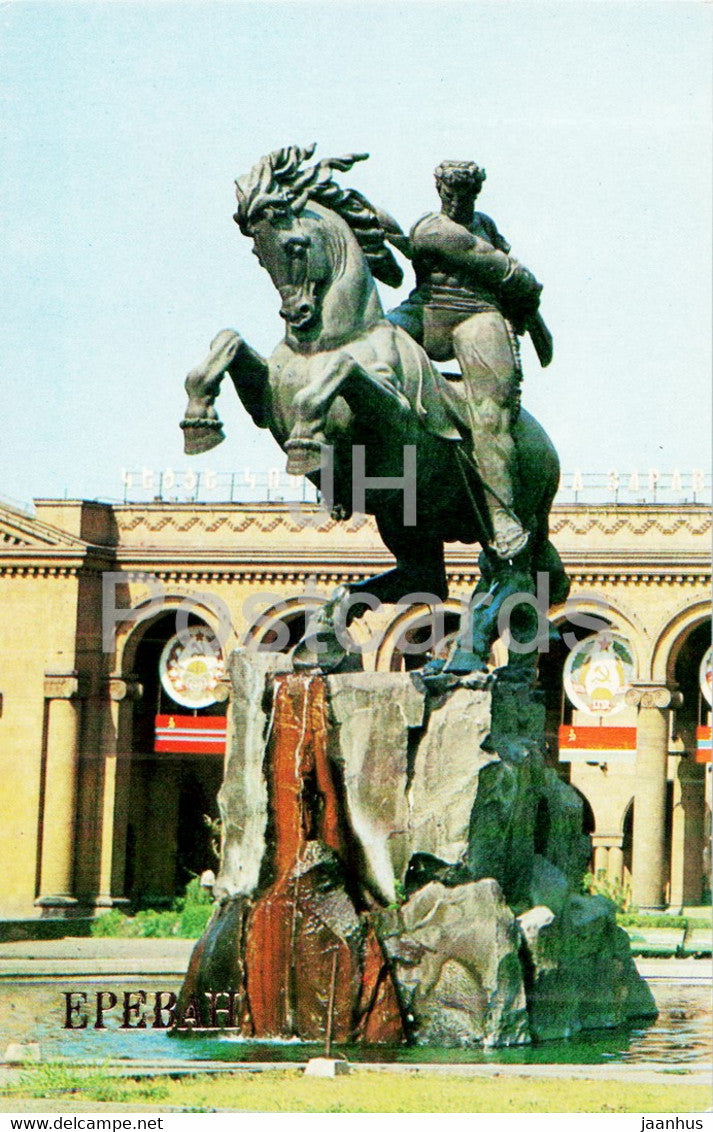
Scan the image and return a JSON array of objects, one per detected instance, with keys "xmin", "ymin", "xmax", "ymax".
[{"xmin": 0, "ymin": 975, "xmax": 710, "ymax": 1068}]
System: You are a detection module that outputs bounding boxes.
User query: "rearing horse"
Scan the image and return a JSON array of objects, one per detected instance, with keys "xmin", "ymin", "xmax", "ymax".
[{"xmin": 181, "ymin": 145, "xmax": 568, "ymax": 673}]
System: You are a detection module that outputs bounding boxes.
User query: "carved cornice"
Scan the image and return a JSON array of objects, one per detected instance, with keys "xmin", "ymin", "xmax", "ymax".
[
  {"xmin": 550, "ymin": 510, "xmax": 711, "ymax": 539},
  {"xmin": 0, "ymin": 505, "xmax": 88, "ymax": 550},
  {"xmin": 0, "ymin": 564, "xmax": 81, "ymax": 577},
  {"xmin": 89, "ymin": 562, "xmax": 710, "ymax": 591},
  {"xmin": 104, "ymin": 555, "xmax": 709, "ymax": 588},
  {"xmin": 1, "ymin": 503, "xmax": 709, "ymax": 582},
  {"xmin": 111, "ymin": 503, "xmax": 711, "ymax": 541},
  {"xmin": 114, "ymin": 507, "xmax": 371, "ymax": 537}
]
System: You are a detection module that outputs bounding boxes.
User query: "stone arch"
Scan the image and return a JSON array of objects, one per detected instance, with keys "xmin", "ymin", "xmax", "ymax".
[
  {"xmin": 618, "ymin": 794, "xmax": 635, "ymax": 837},
  {"xmin": 549, "ymin": 593, "xmax": 648, "ymax": 677},
  {"xmin": 113, "ymin": 599, "xmax": 228, "ymax": 907},
  {"xmin": 621, "ymin": 798, "xmax": 635, "ymax": 883},
  {"xmin": 650, "ymin": 599, "xmax": 712, "ymax": 685},
  {"xmin": 374, "ymin": 598, "xmax": 509, "ymax": 672},
  {"xmin": 241, "ymin": 595, "xmax": 323, "ymax": 654},
  {"xmin": 116, "ymin": 593, "xmax": 231, "ymax": 680},
  {"xmin": 569, "ymin": 785, "xmax": 596, "ymax": 835}
]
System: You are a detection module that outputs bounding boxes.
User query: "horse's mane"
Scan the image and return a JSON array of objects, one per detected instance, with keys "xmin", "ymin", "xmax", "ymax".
[{"xmin": 233, "ymin": 144, "xmax": 403, "ymax": 288}]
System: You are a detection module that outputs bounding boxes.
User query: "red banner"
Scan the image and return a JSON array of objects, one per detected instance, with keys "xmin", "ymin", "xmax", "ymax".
[
  {"xmin": 558, "ymin": 724, "xmax": 636, "ymax": 761},
  {"xmin": 696, "ymin": 725, "xmax": 711, "ymax": 764},
  {"xmin": 154, "ymin": 714, "xmax": 226, "ymax": 755}
]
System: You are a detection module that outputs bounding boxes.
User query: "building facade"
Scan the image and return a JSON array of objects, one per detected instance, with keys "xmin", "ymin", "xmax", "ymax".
[{"xmin": 0, "ymin": 496, "xmax": 710, "ymax": 921}]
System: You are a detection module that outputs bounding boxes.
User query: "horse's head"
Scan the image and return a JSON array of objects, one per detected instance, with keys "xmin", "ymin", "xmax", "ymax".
[
  {"xmin": 244, "ymin": 201, "xmax": 333, "ymax": 344},
  {"xmin": 233, "ymin": 145, "xmax": 402, "ymax": 352}
]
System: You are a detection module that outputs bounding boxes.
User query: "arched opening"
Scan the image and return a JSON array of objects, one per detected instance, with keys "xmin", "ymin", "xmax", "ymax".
[
  {"xmin": 668, "ymin": 618, "xmax": 711, "ymax": 906},
  {"xmin": 570, "ymin": 786, "xmax": 595, "ymax": 871},
  {"xmin": 540, "ymin": 615, "xmax": 621, "ymax": 774},
  {"xmin": 622, "ymin": 799, "xmax": 634, "ymax": 883},
  {"xmin": 570, "ymin": 786, "xmax": 595, "ymax": 835},
  {"xmin": 673, "ymin": 620, "xmax": 711, "ymax": 743},
  {"xmin": 253, "ymin": 610, "xmax": 309, "ymax": 653},
  {"xmin": 244, "ymin": 599, "xmax": 329, "ymax": 657},
  {"xmin": 123, "ymin": 610, "xmax": 225, "ymax": 907},
  {"xmin": 389, "ymin": 610, "xmax": 462, "ymax": 672},
  {"xmin": 384, "ymin": 607, "xmax": 508, "ymax": 673}
]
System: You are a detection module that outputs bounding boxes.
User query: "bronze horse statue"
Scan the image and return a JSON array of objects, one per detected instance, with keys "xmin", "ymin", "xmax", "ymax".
[{"xmin": 181, "ymin": 146, "xmax": 568, "ymax": 674}]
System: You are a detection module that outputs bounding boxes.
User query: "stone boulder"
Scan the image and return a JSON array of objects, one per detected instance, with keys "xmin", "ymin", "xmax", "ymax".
[
  {"xmin": 181, "ymin": 660, "xmax": 657, "ymax": 1048},
  {"xmin": 326, "ymin": 673, "xmax": 424, "ymax": 904},
  {"xmin": 215, "ymin": 651, "xmax": 290, "ymax": 899},
  {"xmin": 518, "ymin": 894, "xmax": 657, "ymax": 1040},
  {"xmin": 328, "ymin": 675, "xmax": 499, "ymax": 903},
  {"xmin": 245, "ymin": 843, "xmax": 404, "ymax": 1043},
  {"xmin": 377, "ymin": 879, "xmax": 530, "ymax": 1047}
]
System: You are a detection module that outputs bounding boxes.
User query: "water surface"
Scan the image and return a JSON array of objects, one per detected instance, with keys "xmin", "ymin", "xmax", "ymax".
[{"xmin": 1, "ymin": 978, "xmax": 709, "ymax": 1067}]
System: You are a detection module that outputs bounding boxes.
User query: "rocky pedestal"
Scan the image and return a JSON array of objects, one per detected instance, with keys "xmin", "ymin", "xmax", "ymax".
[{"xmin": 179, "ymin": 652, "xmax": 655, "ymax": 1046}]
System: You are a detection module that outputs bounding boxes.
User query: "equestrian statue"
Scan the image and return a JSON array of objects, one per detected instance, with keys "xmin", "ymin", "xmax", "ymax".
[{"xmin": 180, "ymin": 145, "xmax": 569, "ymax": 675}]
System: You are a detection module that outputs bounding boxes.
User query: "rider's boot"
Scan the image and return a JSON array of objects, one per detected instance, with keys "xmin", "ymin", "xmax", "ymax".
[
  {"xmin": 422, "ymin": 530, "xmax": 537, "ymax": 680},
  {"xmin": 489, "ymin": 505, "xmax": 529, "ymax": 559},
  {"xmin": 471, "ymin": 424, "xmax": 529, "ymax": 561},
  {"xmin": 470, "ymin": 544, "xmax": 535, "ymax": 663}
]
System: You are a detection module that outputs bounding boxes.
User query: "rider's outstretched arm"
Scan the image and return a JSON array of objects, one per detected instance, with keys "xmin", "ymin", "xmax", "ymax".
[
  {"xmin": 413, "ymin": 214, "xmax": 514, "ymax": 288},
  {"xmin": 413, "ymin": 214, "xmax": 542, "ymax": 320}
]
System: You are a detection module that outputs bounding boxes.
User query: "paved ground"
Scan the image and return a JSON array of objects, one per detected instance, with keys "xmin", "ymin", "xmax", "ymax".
[
  {"xmin": 0, "ymin": 938, "xmax": 195, "ymax": 977},
  {"xmin": 0, "ymin": 938, "xmax": 709, "ymax": 980}
]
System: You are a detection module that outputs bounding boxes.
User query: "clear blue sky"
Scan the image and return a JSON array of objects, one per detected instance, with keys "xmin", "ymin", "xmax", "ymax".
[{"xmin": 1, "ymin": 1, "xmax": 710, "ymax": 505}]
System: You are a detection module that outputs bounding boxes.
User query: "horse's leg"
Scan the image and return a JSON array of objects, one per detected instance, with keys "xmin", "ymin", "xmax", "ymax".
[
  {"xmin": 349, "ymin": 523, "xmax": 448, "ymax": 608},
  {"xmin": 293, "ymin": 530, "xmax": 448, "ymax": 672},
  {"xmin": 443, "ymin": 412, "xmax": 567, "ymax": 681},
  {"xmin": 285, "ymin": 351, "xmax": 411, "ymax": 474},
  {"xmin": 181, "ymin": 329, "xmax": 269, "ymax": 454}
]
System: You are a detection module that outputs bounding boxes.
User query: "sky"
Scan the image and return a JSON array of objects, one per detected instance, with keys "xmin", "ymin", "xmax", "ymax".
[{"xmin": 1, "ymin": 0, "xmax": 711, "ymax": 506}]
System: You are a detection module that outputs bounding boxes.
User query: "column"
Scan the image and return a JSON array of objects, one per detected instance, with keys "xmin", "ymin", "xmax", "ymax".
[
  {"xmin": 591, "ymin": 838, "xmax": 609, "ymax": 876},
  {"xmin": 590, "ymin": 834, "xmax": 625, "ymax": 885},
  {"xmin": 36, "ymin": 672, "xmax": 87, "ymax": 911},
  {"xmin": 626, "ymin": 683, "xmax": 681, "ymax": 911},
  {"xmin": 95, "ymin": 676, "xmax": 142, "ymax": 907},
  {"xmin": 608, "ymin": 842, "xmax": 624, "ymax": 884},
  {"xmin": 668, "ymin": 758, "xmax": 706, "ymax": 910}
]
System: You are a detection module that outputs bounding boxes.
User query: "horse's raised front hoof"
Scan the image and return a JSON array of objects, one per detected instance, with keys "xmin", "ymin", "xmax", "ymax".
[
  {"xmin": 285, "ymin": 439, "xmax": 323, "ymax": 476},
  {"xmin": 291, "ymin": 636, "xmax": 353, "ymax": 674},
  {"xmin": 180, "ymin": 418, "xmax": 226, "ymax": 455}
]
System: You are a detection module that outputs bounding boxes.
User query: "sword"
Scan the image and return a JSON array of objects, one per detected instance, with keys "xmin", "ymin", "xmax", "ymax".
[{"xmin": 526, "ymin": 311, "xmax": 553, "ymax": 368}]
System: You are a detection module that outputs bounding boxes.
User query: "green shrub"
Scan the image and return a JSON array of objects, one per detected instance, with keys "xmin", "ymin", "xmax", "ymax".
[
  {"xmin": 131, "ymin": 909, "xmax": 181, "ymax": 937},
  {"xmin": 89, "ymin": 910, "xmax": 126, "ymax": 937},
  {"xmin": 89, "ymin": 875, "xmax": 214, "ymax": 938},
  {"xmin": 582, "ymin": 869, "xmax": 633, "ymax": 912},
  {"xmin": 616, "ymin": 912, "xmax": 711, "ymax": 930},
  {"xmin": 175, "ymin": 874, "xmax": 214, "ymax": 910},
  {"xmin": 178, "ymin": 903, "xmax": 214, "ymax": 937}
]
